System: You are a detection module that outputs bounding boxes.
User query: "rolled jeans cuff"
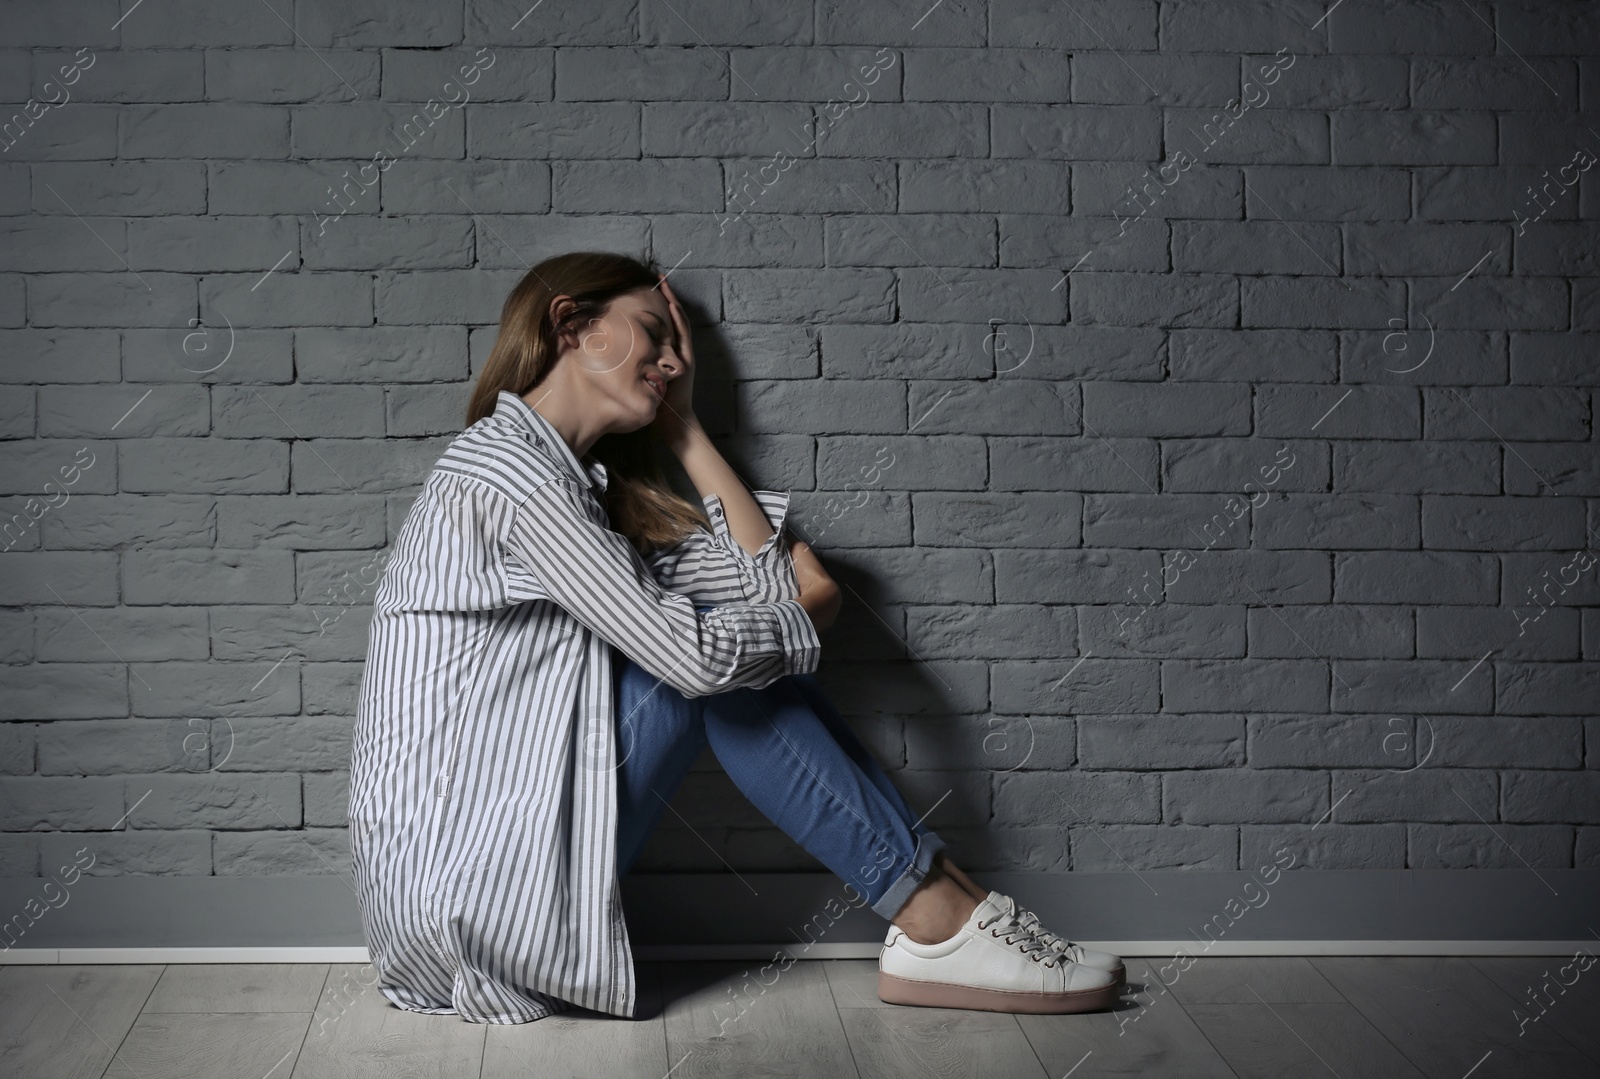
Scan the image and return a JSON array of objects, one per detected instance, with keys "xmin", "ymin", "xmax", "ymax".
[{"xmin": 870, "ymin": 830, "xmax": 947, "ymax": 920}]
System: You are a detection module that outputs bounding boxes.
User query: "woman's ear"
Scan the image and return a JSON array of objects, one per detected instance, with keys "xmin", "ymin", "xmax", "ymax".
[{"xmin": 548, "ymin": 294, "xmax": 581, "ymax": 356}]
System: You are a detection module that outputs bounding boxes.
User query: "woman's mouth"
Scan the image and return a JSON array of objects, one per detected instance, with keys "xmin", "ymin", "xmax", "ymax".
[{"xmin": 642, "ymin": 372, "xmax": 665, "ymax": 400}]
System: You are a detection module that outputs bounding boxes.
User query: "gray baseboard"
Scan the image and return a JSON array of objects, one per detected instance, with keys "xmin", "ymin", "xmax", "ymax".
[{"xmin": 2, "ymin": 871, "xmax": 1596, "ymax": 959}]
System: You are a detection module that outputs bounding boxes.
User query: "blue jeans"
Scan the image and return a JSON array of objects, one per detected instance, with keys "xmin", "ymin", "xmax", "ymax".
[{"xmin": 611, "ymin": 607, "xmax": 946, "ymax": 920}]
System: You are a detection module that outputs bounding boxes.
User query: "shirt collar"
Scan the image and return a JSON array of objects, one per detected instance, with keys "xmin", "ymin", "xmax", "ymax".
[{"xmin": 493, "ymin": 390, "xmax": 609, "ymax": 493}]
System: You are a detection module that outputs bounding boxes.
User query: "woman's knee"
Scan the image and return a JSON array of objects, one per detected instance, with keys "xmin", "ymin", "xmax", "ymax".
[{"xmin": 617, "ymin": 658, "xmax": 704, "ymax": 740}]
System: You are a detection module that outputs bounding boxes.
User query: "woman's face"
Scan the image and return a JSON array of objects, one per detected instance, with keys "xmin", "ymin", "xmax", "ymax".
[{"xmin": 555, "ymin": 287, "xmax": 681, "ymax": 434}]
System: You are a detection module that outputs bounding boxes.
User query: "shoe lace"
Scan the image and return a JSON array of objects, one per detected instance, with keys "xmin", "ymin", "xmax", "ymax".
[
  {"xmin": 1014, "ymin": 907, "xmax": 1085, "ymax": 962},
  {"xmin": 976, "ymin": 905, "xmax": 1058, "ymax": 966}
]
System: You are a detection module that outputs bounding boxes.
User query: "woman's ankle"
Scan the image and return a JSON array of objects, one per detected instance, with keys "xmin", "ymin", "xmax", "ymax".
[
  {"xmin": 891, "ymin": 869, "xmax": 980, "ymax": 945},
  {"xmin": 934, "ymin": 852, "xmax": 988, "ymax": 903}
]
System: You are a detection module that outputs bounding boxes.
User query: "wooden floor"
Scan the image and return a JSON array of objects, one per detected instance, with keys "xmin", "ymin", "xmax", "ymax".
[{"xmin": 2, "ymin": 956, "xmax": 1596, "ymax": 1078}]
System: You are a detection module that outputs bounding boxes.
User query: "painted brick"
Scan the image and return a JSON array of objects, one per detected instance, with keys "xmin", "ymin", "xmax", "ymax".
[{"xmin": 1165, "ymin": 771, "xmax": 1328, "ymax": 825}]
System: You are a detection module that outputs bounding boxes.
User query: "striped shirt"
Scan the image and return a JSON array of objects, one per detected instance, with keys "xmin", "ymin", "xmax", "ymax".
[{"xmin": 350, "ymin": 389, "xmax": 821, "ymax": 1024}]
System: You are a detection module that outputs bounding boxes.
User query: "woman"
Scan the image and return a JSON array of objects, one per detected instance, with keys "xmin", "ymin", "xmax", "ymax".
[{"xmin": 349, "ymin": 251, "xmax": 1123, "ymax": 1025}]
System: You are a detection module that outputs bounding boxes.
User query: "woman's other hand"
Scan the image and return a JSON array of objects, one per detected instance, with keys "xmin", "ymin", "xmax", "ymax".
[
  {"xmin": 651, "ymin": 275, "xmax": 699, "ymax": 448},
  {"xmin": 790, "ymin": 538, "xmax": 842, "ymax": 633}
]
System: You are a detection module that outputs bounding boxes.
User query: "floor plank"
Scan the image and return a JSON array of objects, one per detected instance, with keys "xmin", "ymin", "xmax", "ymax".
[
  {"xmin": 662, "ymin": 960, "xmax": 859, "ymax": 1079},
  {"xmin": 1017, "ymin": 960, "xmax": 1238, "ymax": 1078},
  {"xmin": 824, "ymin": 959, "xmax": 893, "ymax": 1008},
  {"xmin": 144, "ymin": 964, "xmax": 330, "ymax": 1013},
  {"xmin": 116, "ymin": 1012, "xmax": 312, "ymax": 1079},
  {"xmin": 6, "ymin": 956, "xmax": 1587, "ymax": 1078},
  {"xmin": 0, "ymin": 965, "xmax": 162, "ymax": 1079},
  {"xmin": 1467, "ymin": 956, "xmax": 1600, "ymax": 1067},
  {"xmin": 1312, "ymin": 957, "xmax": 1596, "ymax": 1078},
  {"xmin": 289, "ymin": 963, "xmax": 485, "ymax": 1079},
  {"xmin": 482, "ymin": 963, "xmax": 670, "ymax": 1079},
  {"xmin": 1184, "ymin": 1002, "xmax": 1426, "ymax": 1078},
  {"xmin": 837, "ymin": 1007, "xmax": 1048, "ymax": 1079},
  {"xmin": 1157, "ymin": 956, "xmax": 1345, "ymax": 1004}
]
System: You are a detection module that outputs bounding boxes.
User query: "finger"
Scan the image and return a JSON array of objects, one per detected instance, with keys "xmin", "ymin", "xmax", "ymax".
[
  {"xmin": 660, "ymin": 280, "xmax": 682, "ymax": 326},
  {"xmin": 661, "ymin": 293, "xmax": 690, "ymax": 350}
]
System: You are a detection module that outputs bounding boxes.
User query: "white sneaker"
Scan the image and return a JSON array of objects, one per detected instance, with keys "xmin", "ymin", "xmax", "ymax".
[
  {"xmin": 878, "ymin": 892, "xmax": 1120, "ymax": 1014},
  {"xmin": 1005, "ymin": 893, "xmax": 1126, "ymax": 986}
]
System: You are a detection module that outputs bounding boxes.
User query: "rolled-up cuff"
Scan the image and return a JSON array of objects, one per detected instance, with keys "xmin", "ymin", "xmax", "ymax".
[
  {"xmin": 703, "ymin": 490, "xmax": 799, "ymax": 604},
  {"xmin": 703, "ymin": 490, "xmax": 789, "ymax": 556},
  {"xmin": 771, "ymin": 597, "xmax": 822, "ymax": 676},
  {"xmin": 871, "ymin": 830, "xmax": 947, "ymax": 920}
]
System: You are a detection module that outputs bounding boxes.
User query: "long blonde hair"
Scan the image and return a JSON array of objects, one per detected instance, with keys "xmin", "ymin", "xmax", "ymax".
[{"xmin": 466, "ymin": 251, "xmax": 711, "ymax": 555}]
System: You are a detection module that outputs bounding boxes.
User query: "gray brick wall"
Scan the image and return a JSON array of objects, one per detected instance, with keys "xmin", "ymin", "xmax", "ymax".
[{"xmin": 1, "ymin": 0, "xmax": 1596, "ymax": 886}]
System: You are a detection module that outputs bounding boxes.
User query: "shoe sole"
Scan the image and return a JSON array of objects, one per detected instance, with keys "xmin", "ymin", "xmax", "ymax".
[{"xmin": 878, "ymin": 970, "xmax": 1120, "ymax": 1014}]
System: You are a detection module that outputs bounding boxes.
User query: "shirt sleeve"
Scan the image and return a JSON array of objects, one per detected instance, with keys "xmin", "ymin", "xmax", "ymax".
[
  {"xmin": 642, "ymin": 490, "xmax": 800, "ymax": 606},
  {"xmin": 503, "ymin": 478, "xmax": 821, "ymax": 698}
]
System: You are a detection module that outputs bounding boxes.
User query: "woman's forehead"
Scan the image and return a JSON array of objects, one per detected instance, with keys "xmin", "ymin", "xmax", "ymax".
[{"xmin": 615, "ymin": 288, "xmax": 668, "ymax": 320}]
